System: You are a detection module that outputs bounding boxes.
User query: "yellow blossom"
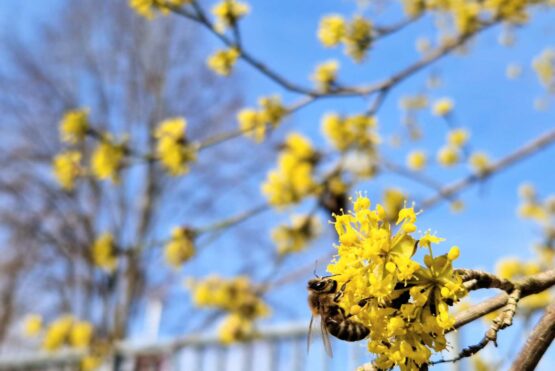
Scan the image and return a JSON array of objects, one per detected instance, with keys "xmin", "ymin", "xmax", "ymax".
[
  {"xmin": 532, "ymin": 48, "xmax": 555, "ymax": 88},
  {"xmin": 506, "ymin": 63, "xmax": 523, "ymax": 79},
  {"xmin": 326, "ymin": 195, "xmax": 466, "ymax": 369},
  {"xmin": 23, "ymin": 314, "xmax": 42, "ymax": 337},
  {"xmin": 399, "ymin": 95, "xmax": 428, "ymax": 110},
  {"xmin": 311, "ymin": 60, "xmax": 339, "ymax": 92},
  {"xmin": 218, "ymin": 314, "xmax": 254, "ymax": 344},
  {"xmin": 164, "ymin": 227, "xmax": 196, "ymax": 268},
  {"xmin": 238, "ymin": 96, "xmax": 287, "ymax": 142},
  {"xmin": 447, "ymin": 128, "xmax": 470, "ymax": 147},
  {"xmin": 154, "ymin": 117, "xmax": 197, "ymax": 176},
  {"xmin": 52, "ymin": 151, "xmax": 82, "ymax": 191},
  {"xmin": 344, "ymin": 16, "xmax": 373, "ymax": 62},
  {"xmin": 43, "ymin": 315, "xmax": 74, "ymax": 351},
  {"xmin": 91, "ymin": 135, "xmax": 126, "ymax": 183},
  {"xmin": 207, "ymin": 47, "xmax": 240, "ymax": 76},
  {"xmin": 129, "ymin": 0, "xmax": 192, "ymax": 19},
  {"xmin": 469, "ymin": 151, "xmax": 491, "ymax": 174},
  {"xmin": 318, "ymin": 15, "xmax": 346, "ymax": 47},
  {"xmin": 432, "ymin": 97, "xmax": 454, "ymax": 117},
  {"xmin": 272, "ymin": 215, "xmax": 321, "ymax": 255},
  {"xmin": 437, "ymin": 145, "xmax": 460, "ymax": 167},
  {"xmin": 450, "ymin": 200, "xmax": 465, "ymax": 213},
  {"xmin": 321, "ymin": 113, "xmax": 378, "ymax": 152},
  {"xmin": 212, "ymin": 0, "xmax": 250, "ymax": 32},
  {"xmin": 59, "ymin": 108, "xmax": 89, "ymax": 144},
  {"xmin": 91, "ymin": 233, "xmax": 118, "ymax": 272},
  {"xmin": 70, "ymin": 321, "xmax": 94, "ymax": 348},
  {"xmin": 406, "ymin": 150, "xmax": 427, "ymax": 171}
]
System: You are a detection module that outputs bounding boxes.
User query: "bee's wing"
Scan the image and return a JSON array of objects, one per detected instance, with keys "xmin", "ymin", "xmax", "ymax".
[
  {"xmin": 307, "ymin": 315, "xmax": 314, "ymax": 353},
  {"xmin": 320, "ymin": 316, "xmax": 333, "ymax": 358}
]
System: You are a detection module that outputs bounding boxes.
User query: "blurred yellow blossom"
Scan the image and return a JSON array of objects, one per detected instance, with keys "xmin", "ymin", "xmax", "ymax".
[
  {"xmin": 318, "ymin": 15, "xmax": 346, "ymax": 47},
  {"xmin": 129, "ymin": 0, "xmax": 192, "ymax": 19},
  {"xmin": 432, "ymin": 97, "xmax": 454, "ymax": 117},
  {"xmin": 447, "ymin": 128, "xmax": 470, "ymax": 147},
  {"xmin": 23, "ymin": 314, "xmax": 42, "ymax": 337},
  {"xmin": 212, "ymin": 0, "xmax": 250, "ymax": 32},
  {"xmin": 91, "ymin": 233, "xmax": 118, "ymax": 272},
  {"xmin": 506, "ymin": 63, "xmax": 523, "ymax": 79},
  {"xmin": 52, "ymin": 151, "xmax": 82, "ymax": 191},
  {"xmin": 321, "ymin": 113, "xmax": 378, "ymax": 152},
  {"xmin": 59, "ymin": 108, "xmax": 89, "ymax": 144},
  {"xmin": 164, "ymin": 227, "xmax": 196, "ymax": 268},
  {"xmin": 43, "ymin": 315, "xmax": 74, "ymax": 351},
  {"xmin": 207, "ymin": 47, "xmax": 240, "ymax": 76},
  {"xmin": 311, "ymin": 60, "xmax": 339, "ymax": 92},
  {"xmin": 437, "ymin": 145, "xmax": 460, "ymax": 167},
  {"xmin": 70, "ymin": 321, "xmax": 94, "ymax": 348},
  {"xmin": 469, "ymin": 151, "xmax": 491, "ymax": 174},
  {"xmin": 238, "ymin": 96, "xmax": 287, "ymax": 142},
  {"xmin": 532, "ymin": 48, "xmax": 555, "ymax": 88},
  {"xmin": 91, "ymin": 135, "xmax": 126, "ymax": 183},
  {"xmin": 154, "ymin": 117, "xmax": 197, "ymax": 176},
  {"xmin": 272, "ymin": 214, "xmax": 321, "ymax": 255},
  {"xmin": 406, "ymin": 150, "xmax": 427, "ymax": 171}
]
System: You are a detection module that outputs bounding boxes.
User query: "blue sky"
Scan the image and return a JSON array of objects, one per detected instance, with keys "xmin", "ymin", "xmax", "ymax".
[{"xmin": 2, "ymin": 0, "xmax": 555, "ymax": 369}]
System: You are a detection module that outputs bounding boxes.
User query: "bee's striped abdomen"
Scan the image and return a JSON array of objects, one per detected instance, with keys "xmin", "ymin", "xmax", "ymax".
[{"xmin": 326, "ymin": 318, "xmax": 369, "ymax": 342}]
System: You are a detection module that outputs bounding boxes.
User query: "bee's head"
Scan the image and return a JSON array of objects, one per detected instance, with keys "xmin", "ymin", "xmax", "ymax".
[{"xmin": 307, "ymin": 278, "xmax": 337, "ymax": 293}]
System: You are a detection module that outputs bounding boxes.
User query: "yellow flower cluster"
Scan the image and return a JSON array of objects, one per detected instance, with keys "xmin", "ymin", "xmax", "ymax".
[
  {"xmin": 532, "ymin": 48, "xmax": 555, "ymax": 89},
  {"xmin": 212, "ymin": 0, "xmax": 250, "ymax": 32},
  {"xmin": 237, "ymin": 96, "xmax": 287, "ymax": 142},
  {"xmin": 207, "ymin": 47, "xmax": 240, "ymax": 76},
  {"xmin": 91, "ymin": 134, "xmax": 127, "ymax": 183},
  {"xmin": 317, "ymin": 15, "xmax": 373, "ymax": 62},
  {"xmin": 189, "ymin": 275, "xmax": 269, "ymax": 343},
  {"xmin": 41, "ymin": 315, "xmax": 94, "ymax": 351},
  {"xmin": 154, "ymin": 117, "xmax": 197, "ymax": 176},
  {"xmin": 129, "ymin": 0, "xmax": 191, "ymax": 19},
  {"xmin": 311, "ymin": 60, "xmax": 339, "ymax": 92},
  {"xmin": 321, "ymin": 113, "xmax": 378, "ymax": 152},
  {"xmin": 271, "ymin": 214, "xmax": 321, "ymax": 256},
  {"xmin": 59, "ymin": 108, "xmax": 89, "ymax": 144},
  {"xmin": 52, "ymin": 151, "xmax": 82, "ymax": 191},
  {"xmin": 164, "ymin": 227, "xmax": 195, "ymax": 268},
  {"xmin": 406, "ymin": 150, "xmax": 427, "ymax": 171},
  {"xmin": 436, "ymin": 146, "xmax": 460, "ymax": 167},
  {"xmin": 261, "ymin": 133, "xmax": 318, "ymax": 206},
  {"xmin": 517, "ymin": 183, "xmax": 552, "ymax": 222},
  {"xmin": 91, "ymin": 233, "xmax": 118, "ymax": 272},
  {"xmin": 326, "ymin": 195, "xmax": 466, "ymax": 370},
  {"xmin": 447, "ymin": 128, "xmax": 469, "ymax": 147}
]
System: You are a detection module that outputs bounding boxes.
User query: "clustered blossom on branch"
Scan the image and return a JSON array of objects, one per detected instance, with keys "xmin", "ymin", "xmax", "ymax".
[{"xmin": 326, "ymin": 195, "xmax": 466, "ymax": 370}]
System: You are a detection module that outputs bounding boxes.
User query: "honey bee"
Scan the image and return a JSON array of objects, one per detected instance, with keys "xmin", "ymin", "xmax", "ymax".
[{"xmin": 307, "ymin": 277, "xmax": 370, "ymax": 357}]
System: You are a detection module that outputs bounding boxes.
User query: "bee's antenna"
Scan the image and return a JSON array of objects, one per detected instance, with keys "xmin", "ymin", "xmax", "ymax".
[{"xmin": 313, "ymin": 260, "xmax": 320, "ymax": 278}]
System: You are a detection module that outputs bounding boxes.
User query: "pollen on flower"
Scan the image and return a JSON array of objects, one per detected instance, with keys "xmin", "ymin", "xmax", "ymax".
[
  {"xmin": 207, "ymin": 47, "xmax": 240, "ymax": 76},
  {"xmin": 154, "ymin": 117, "xmax": 197, "ymax": 176},
  {"xmin": 59, "ymin": 108, "xmax": 89, "ymax": 144},
  {"xmin": 432, "ymin": 97, "xmax": 454, "ymax": 117},
  {"xmin": 91, "ymin": 233, "xmax": 118, "ymax": 272},
  {"xmin": 52, "ymin": 151, "xmax": 82, "ymax": 191}
]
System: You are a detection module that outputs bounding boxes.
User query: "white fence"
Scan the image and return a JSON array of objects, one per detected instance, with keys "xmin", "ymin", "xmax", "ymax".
[{"xmin": 0, "ymin": 322, "xmax": 370, "ymax": 371}]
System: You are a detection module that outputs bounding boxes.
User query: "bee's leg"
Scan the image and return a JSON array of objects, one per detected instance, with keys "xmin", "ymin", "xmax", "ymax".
[{"xmin": 333, "ymin": 280, "xmax": 350, "ymax": 303}]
